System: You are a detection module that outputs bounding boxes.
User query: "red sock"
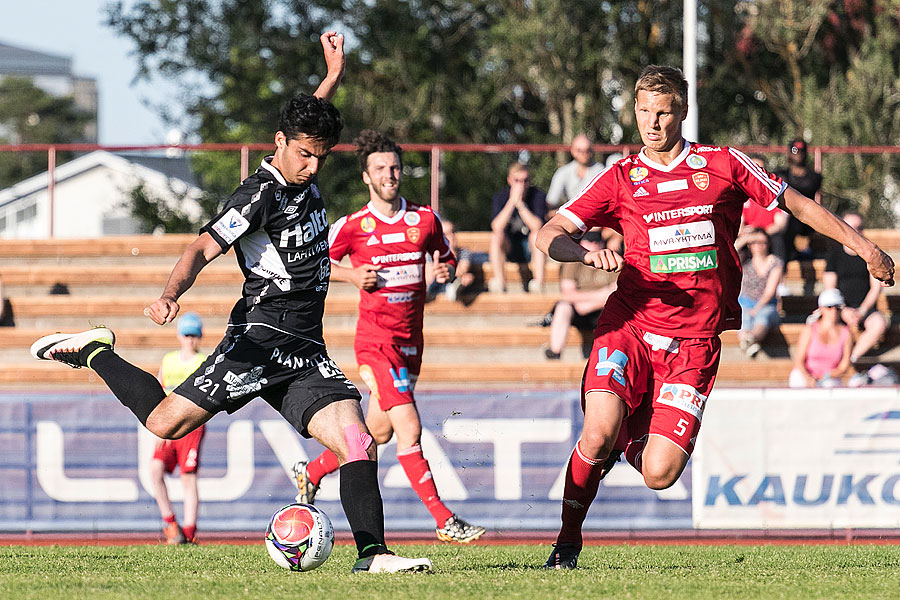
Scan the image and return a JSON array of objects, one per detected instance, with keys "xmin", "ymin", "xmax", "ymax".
[
  {"xmin": 624, "ymin": 435, "xmax": 648, "ymax": 472},
  {"xmin": 557, "ymin": 442, "xmax": 605, "ymax": 547},
  {"xmin": 162, "ymin": 514, "xmax": 176, "ymax": 524},
  {"xmin": 182, "ymin": 524, "xmax": 196, "ymax": 541},
  {"xmin": 397, "ymin": 444, "xmax": 453, "ymax": 527},
  {"xmin": 307, "ymin": 449, "xmax": 341, "ymax": 486}
]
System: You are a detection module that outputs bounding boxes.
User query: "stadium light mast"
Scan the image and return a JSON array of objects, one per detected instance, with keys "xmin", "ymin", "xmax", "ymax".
[{"xmin": 683, "ymin": 0, "xmax": 699, "ymax": 142}]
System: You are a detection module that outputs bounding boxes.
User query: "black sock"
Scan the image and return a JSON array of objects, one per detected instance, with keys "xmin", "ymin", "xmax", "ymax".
[
  {"xmin": 89, "ymin": 349, "xmax": 166, "ymax": 425},
  {"xmin": 339, "ymin": 460, "xmax": 388, "ymax": 558}
]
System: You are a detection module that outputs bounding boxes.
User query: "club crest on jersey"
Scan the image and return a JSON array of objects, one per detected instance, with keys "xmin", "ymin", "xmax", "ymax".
[
  {"xmin": 692, "ymin": 173, "xmax": 710, "ymax": 190},
  {"xmin": 629, "ymin": 166, "xmax": 649, "ymax": 184},
  {"xmin": 407, "ymin": 227, "xmax": 420, "ymax": 243},
  {"xmin": 686, "ymin": 154, "xmax": 707, "ymax": 169},
  {"xmin": 404, "ymin": 211, "xmax": 421, "ymax": 226},
  {"xmin": 633, "ymin": 186, "xmax": 650, "ymax": 198},
  {"xmin": 360, "ymin": 216, "xmax": 376, "ymax": 233}
]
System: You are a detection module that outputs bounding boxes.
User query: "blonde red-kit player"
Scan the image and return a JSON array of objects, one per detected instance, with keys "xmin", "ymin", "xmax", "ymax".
[{"xmin": 539, "ymin": 65, "xmax": 894, "ymax": 570}]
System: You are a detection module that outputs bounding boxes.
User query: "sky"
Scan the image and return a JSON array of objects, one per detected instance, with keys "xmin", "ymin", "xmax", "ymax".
[{"xmin": 1, "ymin": 1, "xmax": 175, "ymax": 145}]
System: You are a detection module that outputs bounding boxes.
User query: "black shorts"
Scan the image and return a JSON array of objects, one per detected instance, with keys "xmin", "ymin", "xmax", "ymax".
[{"xmin": 174, "ymin": 322, "xmax": 362, "ymax": 437}]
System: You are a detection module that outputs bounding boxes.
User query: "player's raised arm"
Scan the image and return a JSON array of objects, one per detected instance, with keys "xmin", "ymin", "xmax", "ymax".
[
  {"xmin": 314, "ymin": 31, "xmax": 345, "ymax": 101},
  {"xmin": 780, "ymin": 187, "xmax": 894, "ymax": 286},
  {"xmin": 146, "ymin": 233, "xmax": 224, "ymax": 325}
]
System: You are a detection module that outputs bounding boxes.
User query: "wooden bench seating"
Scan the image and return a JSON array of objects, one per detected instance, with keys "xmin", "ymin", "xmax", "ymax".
[{"xmin": 0, "ymin": 359, "xmax": 809, "ymax": 386}]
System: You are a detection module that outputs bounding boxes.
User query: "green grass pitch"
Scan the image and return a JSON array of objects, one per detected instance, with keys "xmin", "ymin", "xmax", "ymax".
[{"xmin": 3, "ymin": 543, "xmax": 900, "ymax": 599}]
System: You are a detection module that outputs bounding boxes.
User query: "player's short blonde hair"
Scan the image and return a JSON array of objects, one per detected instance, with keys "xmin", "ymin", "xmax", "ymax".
[{"xmin": 635, "ymin": 65, "xmax": 688, "ymax": 110}]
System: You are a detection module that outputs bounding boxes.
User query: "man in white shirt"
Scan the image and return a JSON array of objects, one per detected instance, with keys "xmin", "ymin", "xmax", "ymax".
[{"xmin": 546, "ymin": 134, "xmax": 605, "ymax": 209}]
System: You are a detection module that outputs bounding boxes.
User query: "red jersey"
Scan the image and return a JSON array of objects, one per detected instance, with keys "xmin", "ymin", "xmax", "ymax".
[
  {"xmin": 558, "ymin": 142, "xmax": 786, "ymax": 337},
  {"xmin": 742, "ymin": 197, "xmax": 784, "ymax": 230},
  {"xmin": 329, "ymin": 198, "xmax": 456, "ymax": 344}
]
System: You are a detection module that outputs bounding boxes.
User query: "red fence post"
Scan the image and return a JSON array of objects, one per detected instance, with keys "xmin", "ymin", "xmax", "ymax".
[
  {"xmin": 240, "ymin": 145, "xmax": 249, "ymax": 182},
  {"xmin": 430, "ymin": 146, "xmax": 441, "ymax": 212}
]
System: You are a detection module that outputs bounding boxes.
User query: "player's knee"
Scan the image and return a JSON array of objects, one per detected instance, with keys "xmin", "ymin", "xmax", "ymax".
[
  {"xmin": 393, "ymin": 423, "xmax": 421, "ymax": 449},
  {"xmin": 341, "ymin": 422, "xmax": 375, "ymax": 463},
  {"xmin": 641, "ymin": 460, "xmax": 682, "ymax": 490},
  {"xmin": 145, "ymin": 416, "xmax": 179, "ymax": 440},
  {"xmin": 578, "ymin": 431, "xmax": 616, "ymax": 461},
  {"xmin": 368, "ymin": 424, "xmax": 393, "ymax": 446}
]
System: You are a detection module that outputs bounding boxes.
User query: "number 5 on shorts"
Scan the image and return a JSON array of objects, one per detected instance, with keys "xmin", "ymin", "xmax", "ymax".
[{"xmin": 673, "ymin": 418, "xmax": 689, "ymax": 437}]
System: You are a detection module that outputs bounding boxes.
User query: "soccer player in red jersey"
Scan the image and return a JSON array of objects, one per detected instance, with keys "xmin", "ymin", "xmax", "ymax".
[
  {"xmin": 293, "ymin": 130, "xmax": 486, "ymax": 544},
  {"xmin": 538, "ymin": 65, "xmax": 895, "ymax": 569}
]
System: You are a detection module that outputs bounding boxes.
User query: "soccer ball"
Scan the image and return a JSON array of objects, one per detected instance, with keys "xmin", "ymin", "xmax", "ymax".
[{"xmin": 265, "ymin": 503, "xmax": 334, "ymax": 571}]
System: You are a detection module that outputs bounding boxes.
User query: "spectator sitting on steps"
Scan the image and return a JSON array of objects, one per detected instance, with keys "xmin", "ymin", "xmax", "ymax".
[
  {"xmin": 788, "ymin": 288, "xmax": 852, "ymax": 388},
  {"xmin": 734, "ymin": 228, "xmax": 783, "ymax": 358},
  {"xmin": 489, "ymin": 162, "xmax": 548, "ymax": 293}
]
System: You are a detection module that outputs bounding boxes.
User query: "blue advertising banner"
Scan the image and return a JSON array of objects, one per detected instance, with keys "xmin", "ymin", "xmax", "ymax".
[{"xmin": 0, "ymin": 389, "xmax": 692, "ymax": 533}]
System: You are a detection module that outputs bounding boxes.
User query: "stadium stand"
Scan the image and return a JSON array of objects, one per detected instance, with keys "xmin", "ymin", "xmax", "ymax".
[{"xmin": 2, "ymin": 233, "xmax": 900, "ymax": 387}]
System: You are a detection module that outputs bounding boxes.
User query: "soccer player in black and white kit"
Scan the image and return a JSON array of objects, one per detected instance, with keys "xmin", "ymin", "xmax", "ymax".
[{"xmin": 30, "ymin": 32, "xmax": 431, "ymax": 574}]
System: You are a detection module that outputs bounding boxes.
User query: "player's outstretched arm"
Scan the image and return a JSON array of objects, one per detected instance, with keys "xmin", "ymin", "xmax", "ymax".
[
  {"xmin": 781, "ymin": 187, "xmax": 894, "ymax": 286},
  {"xmin": 146, "ymin": 233, "xmax": 223, "ymax": 325},
  {"xmin": 313, "ymin": 31, "xmax": 345, "ymax": 101}
]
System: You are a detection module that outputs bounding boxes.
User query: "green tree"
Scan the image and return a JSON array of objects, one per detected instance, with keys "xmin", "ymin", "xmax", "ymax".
[
  {"xmin": 125, "ymin": 181, "xmax": 221, "ymax": 234},
  {"xmin": 0, "ymin": 77, "xmax": 91, "ymax": 189},
  {"xmin": 738, "ymin": 0, "xmax": 900, "ymax": 225}
]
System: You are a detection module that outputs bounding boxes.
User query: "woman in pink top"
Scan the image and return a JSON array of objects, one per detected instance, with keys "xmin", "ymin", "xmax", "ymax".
[{"xmin": 789, "ymin": 288, "xmax": 852, "ymax": 387}]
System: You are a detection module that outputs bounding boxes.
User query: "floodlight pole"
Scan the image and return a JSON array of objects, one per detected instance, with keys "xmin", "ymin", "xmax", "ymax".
[{"xmin": 683, "ymin": 0, "xmax": 699, "ymax": 142}]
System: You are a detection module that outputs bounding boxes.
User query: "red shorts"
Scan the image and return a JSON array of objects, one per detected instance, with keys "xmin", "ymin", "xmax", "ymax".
[
  {"xmin": 152, "ymin": 425, "xmax": 206, "ymax": 474},
  {"xmin": 582, "ymin": 321, "xmax": 720, "ymax": 456},
  {"xmin": 355, "ymin": 341, "xmax": 422, "ymax": 410}
]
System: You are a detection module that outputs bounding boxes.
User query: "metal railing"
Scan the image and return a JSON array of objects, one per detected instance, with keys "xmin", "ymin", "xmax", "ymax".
[{"xmin": 2, "ymin": 142, "xmax": 899, "ymax": 236}]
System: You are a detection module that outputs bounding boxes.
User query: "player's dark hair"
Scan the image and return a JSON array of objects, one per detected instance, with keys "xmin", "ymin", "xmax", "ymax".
[
  {"xmin": 278, "ymin": 94, "xmax": 343, "ymax": 147},
  {"xmin": 353, "ymin": 129, "xmax": 403, "ymax": 171},
  {"xmin": 635, "ymin": 65, "xmax": 689, "ymax": 110}
]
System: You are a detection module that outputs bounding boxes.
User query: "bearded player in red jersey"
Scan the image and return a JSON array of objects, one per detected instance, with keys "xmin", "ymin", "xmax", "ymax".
[
  {"xmin": 293, "ymin": 130, "xmax": 486, "ymax": 544},
  {"xmin": 539, "ymin": 65, "xmax": 895, "ymax": 569}
]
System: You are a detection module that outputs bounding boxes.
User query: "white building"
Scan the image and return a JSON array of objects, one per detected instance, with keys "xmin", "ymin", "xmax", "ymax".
[{"xmin": 0, "ymin": 150, "xmax": 204, "ymax": 238}]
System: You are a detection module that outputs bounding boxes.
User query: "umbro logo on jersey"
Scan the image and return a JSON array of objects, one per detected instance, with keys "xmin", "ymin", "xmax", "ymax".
[{"xmin": 633, "ymin": 186, "xmax": 650, "ymax": 198}]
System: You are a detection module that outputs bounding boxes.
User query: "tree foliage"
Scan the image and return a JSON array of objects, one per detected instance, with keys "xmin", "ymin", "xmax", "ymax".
[
  {"xmin": 105, "ymin": 0, "xmax": 900, "ymax": 229},
  {"xmin": 738, "ymin": 0, "xmax": 900, "ymax": 224},
  {"xmin": 0, "ymin": 77, "xmax": 91, "ymax": 189}
]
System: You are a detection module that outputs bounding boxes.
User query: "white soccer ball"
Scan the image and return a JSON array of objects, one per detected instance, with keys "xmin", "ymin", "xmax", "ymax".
[{"xmin": 264, "ymin": 503, "xmax": 334, "ymax": 571}]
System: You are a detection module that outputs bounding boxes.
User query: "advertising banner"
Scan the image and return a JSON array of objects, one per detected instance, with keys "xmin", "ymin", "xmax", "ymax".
[
  {"xmin": 0, "ymin": 389, "xmax": 691, "ymax": 533},
  {"xmin": 693, "ymin": 387, "xmax": 900, "ymax": 528}
]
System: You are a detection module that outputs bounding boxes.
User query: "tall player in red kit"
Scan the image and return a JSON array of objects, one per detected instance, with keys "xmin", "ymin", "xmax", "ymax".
[
  {"xmin": 539, "ymin": 66, "xmax": 895, "ymax": 569},
  {"xmin": 293, "ymin": 130, "xmax": 486, "ymax": 544}
]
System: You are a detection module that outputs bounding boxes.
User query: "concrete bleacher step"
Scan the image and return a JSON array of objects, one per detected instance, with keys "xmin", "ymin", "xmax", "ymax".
[
  {"xmin": 0, "ymin": 359, "xmax": 806, "ymax": 387},
  {"xmin": 6, "ymin": 293, "xmax": 557, "ymax": 319},
  {"xmin": 0, "ymin": 261, "xmax": 561, "ymax": 293}
]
